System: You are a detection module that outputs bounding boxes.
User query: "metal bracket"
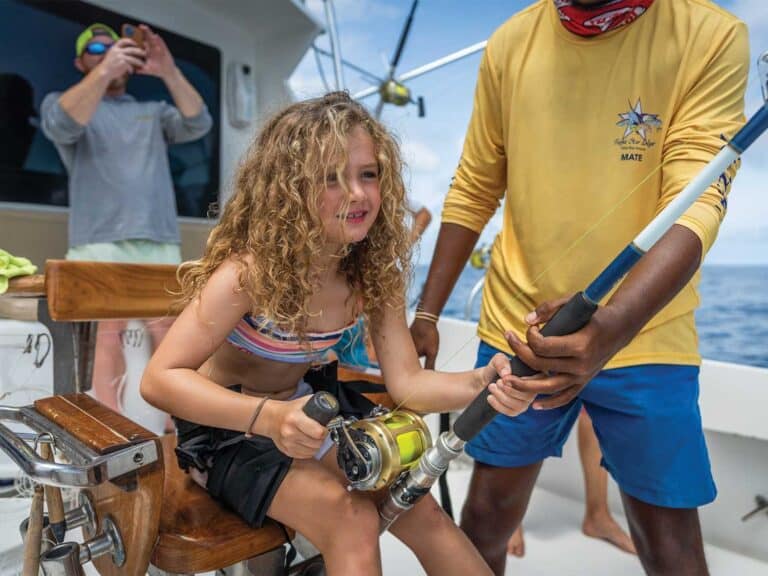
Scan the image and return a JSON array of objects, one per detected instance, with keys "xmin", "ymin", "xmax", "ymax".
[
  {"xmin": 35, "ymin": 299, "xmax": 97, "ymax": 395},
  {"xmin": 0, "ymin": 405, "xmax": 158, "ymax": 487},
  {"xmin": 39, "ymin": 515, "xmax": 126, "ymax": 575},
  {"xmin": 759, "ymin": 51, "xmax": 768, "ymax": 103}
]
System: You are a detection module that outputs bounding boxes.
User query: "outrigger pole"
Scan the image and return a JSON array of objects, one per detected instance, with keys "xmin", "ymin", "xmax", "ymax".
[
  {"xmin": 377, "ymin": 52, "xmax": 768, "ymax": 532},
  {"xmin": 322, "ymin": 0, "xmax": 345, "ymax": 90}
]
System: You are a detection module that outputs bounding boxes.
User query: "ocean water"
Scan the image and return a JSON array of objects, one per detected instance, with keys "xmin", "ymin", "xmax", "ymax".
[{"xmin": 411, "ymin": 265, "xmax": 768, "ymax": 369}]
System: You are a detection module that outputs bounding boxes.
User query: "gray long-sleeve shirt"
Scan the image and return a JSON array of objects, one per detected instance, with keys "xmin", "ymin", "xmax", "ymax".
[{"xmin": 41, "ymin": 92, "xmax": 212, "ymax": 248}]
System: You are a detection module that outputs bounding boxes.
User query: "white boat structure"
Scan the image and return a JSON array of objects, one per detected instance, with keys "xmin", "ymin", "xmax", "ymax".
[
  {"xmin": 390, "ymin": 318, "xmax": 768, "ymax": 576},
  {"xmin": 2, "ymin": 314, "xmax": 767, "ymax": 575},
  {"xmin": 0, "ymin": 1, "xmax": 767, "ymax": 575}
]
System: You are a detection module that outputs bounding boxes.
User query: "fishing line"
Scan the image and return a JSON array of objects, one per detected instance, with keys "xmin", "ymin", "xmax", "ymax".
[
  {"xmin": 390, "ymin": 152, "xmax": 674, "ymax": 413},
  {"xmin": 389, "ymin": 53, "xmax": 768, "ymax": 413},
  {"xmin": 391, "ymin": 91, "xmax": 762, "ymax": 414}
]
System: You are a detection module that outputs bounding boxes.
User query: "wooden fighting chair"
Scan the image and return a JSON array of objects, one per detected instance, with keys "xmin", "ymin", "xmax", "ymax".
[{"xmin": 0, "ymin": 261, "xmax": 389, "ymax": 576}]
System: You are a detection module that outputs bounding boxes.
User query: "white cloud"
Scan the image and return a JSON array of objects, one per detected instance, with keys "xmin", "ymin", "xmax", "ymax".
[
  {"xmin": 289, "ymin": 65, "xmax": 331, "ymax": 98},
  {"xmin": 703, "ymin": 0, "xmax": 768, "ymax": 263},
  {"xmin": 401, "ymin": 139, "xmax": 441, "ymax": 172},
  {"xmin": 288, "ymin": 1, "xmax": 401, "ymax": 97},
  {"xmin": 302, "ymin": 0, "xmax": 401, "ymax": 24},
  {"xmin": 729, "ymin": 0, "xmax": 768, "ymax": 109},
  {"xmin": 455, "ymin": 136, "xmax": 466, "ymax": 158},
  {"xmin": 405, "ymin": 166, "xmax": 506, "ymax": 267},
  {"xmin": 707, "ymin": 161, "xmax": 768, "ymax": 264},
  {"xmin": 288, "ymin": 0, "xmax": 768, "ymax": 266},
  {"xmin": 729, "ymin": 0, "xmax": 768, "ymax": 27},
  {"xmin": 406, "ymin": 171, "xmax": 448, "ymax": 214},
  {"xmin": 707, "ymin": 224, "xmax": 768, "ymax": 265}
]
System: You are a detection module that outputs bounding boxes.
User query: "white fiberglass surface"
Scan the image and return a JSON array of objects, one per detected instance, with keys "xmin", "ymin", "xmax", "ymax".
[{"xmin": 380, "ymin": 467, "xmax": 768, "ymax": 576}]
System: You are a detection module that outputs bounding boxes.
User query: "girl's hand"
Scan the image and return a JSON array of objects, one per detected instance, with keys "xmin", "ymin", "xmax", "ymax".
[
  {"xmin": 480, "ymin": 353, "xmax": 537, "ymax": 417},
  {"xmin": 269, "ymin": 397, "xmax": 329, "ymax": 458}
]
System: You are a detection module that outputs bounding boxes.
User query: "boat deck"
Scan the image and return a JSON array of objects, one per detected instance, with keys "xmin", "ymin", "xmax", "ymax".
[
  {"xmin": 1, "ymin": 470, "xmax": 766, "ymax": 575},
  {"xmin": 380, "ymin": 467, "xmax": 768, "ymax": 576}
]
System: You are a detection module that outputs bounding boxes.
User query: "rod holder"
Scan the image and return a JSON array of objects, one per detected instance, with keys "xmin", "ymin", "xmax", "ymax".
[
  {"xmin": 19, "ymin": 491, "xmax": 96, "ymax": 546},
  {"xmin": 40, "ymin": 516, "xmax": 125, "ymax": 575},
  {"xmin": 19, "ymin": 514, "xmax": 56, "ymax": 553},
  {"xmin": 63, "ymin": 491, "xmax": 97, "ymax": 536},
  {"xmin": 39, "ymin": 542, "xmax": 86, "ymax": 576}
]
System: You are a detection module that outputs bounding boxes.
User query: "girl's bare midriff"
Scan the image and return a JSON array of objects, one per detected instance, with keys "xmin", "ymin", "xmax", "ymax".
[
  {"xmin": 198, "ymin": 276, "xmax": 356, "ymax": 399},
  {"xmin": 199, "ymin": 342, "xmax": 313, "ymax": 400}
]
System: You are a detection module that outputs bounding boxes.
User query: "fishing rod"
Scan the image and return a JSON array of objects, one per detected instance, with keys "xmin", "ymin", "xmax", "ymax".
[
  {"xmin": 322, "ymin": 0, "xmax": 345, "ymax": 90},
  {"xmin": 374, "ymin": 0, "xmax": 420, "ymax": 119},
  {"xmin": 375, "ymin": 53, "xmax": 768, "ymax": 532},
  {"xmin": 302, "ymin": 53, "xmax": 768, "ymax": 531}
]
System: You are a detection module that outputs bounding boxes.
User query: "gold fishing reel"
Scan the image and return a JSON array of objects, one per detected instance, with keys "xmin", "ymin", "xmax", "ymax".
[
  {"xmin": 379, "ymin": 80, "xmax": 412, "ymax": 106},
  {"xmin": 331, "ymin": 407, "xmax": 432, "ymax": 491}
]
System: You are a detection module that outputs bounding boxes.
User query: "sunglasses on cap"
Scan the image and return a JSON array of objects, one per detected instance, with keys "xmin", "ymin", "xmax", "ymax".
[{"xmin": 84, "ymin": 41, "xmax": 114, "ymax": 55}]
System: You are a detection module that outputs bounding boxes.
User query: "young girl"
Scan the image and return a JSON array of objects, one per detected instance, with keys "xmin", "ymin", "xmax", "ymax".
[{"xmin": 141, "ymin": 92, "xmax": 534, "ymax": 576}]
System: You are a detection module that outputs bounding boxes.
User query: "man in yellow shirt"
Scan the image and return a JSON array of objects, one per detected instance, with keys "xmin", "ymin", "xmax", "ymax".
[{"xmin": 411, "ymin": 0, "xmax": 748, "ymax": 574}]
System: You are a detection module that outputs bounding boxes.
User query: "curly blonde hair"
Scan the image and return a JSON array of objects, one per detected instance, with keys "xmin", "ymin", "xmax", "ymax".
[{"xmin": 179, "ymin": 92, "xmax": 412, "ymax": 340}]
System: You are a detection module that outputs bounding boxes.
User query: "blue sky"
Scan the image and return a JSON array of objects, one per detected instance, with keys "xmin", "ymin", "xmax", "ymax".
[{"xmin": 290, "ymin": 0, "xmax": 768, "ymax": 266}]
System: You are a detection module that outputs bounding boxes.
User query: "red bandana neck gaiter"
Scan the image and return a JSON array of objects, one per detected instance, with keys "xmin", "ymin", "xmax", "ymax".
[{"xmin": 555, "ymin": 0, "xmax": 655, "ymax": 37}]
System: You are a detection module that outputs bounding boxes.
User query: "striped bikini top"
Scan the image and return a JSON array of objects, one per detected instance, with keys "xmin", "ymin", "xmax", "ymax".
[{"xmin": 225, "ymin": 314, "xmax": 358, "ymax": 364}]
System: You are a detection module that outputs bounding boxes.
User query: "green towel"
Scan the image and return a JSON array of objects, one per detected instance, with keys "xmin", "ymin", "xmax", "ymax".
[{"xmin": 0, "ymin": 249, "xmax": 37, "ymax": 294}]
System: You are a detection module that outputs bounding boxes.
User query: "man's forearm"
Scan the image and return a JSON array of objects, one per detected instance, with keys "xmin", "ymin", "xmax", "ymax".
[
  {"xmin": 419, "ymin": 222, "xmax": 480, "ymax": 315},
  {"xmin": 598, "ymin": 224, "xmax": 703, "ymax": 348},
  {"xmin": 163, "ymin": 67, "xmax": 204, "ymax": 117},
  {"xmin": 58, "ymin": 69, "xmax": 111, "ymax": 125}
]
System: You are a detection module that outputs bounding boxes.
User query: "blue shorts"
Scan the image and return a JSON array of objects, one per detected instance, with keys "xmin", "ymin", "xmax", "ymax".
[{"xmin": 466, "ymin": 340, "xmax": 716, "ymax": 509}]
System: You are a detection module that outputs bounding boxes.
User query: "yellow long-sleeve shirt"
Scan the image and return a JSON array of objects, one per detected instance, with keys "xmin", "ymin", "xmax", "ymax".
[{"xmin": 443, "ymin": 0, "xmax": 749, "ymax": 368}]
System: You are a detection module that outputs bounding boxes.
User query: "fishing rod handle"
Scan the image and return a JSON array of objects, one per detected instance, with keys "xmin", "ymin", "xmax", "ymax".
[
  {"xmin": 453, "ymin": 292, "xmax": 598, "ymax": 442},
  {"xmin": 302, "ymin": 392, "xmax": 340, "ymax": 426}
]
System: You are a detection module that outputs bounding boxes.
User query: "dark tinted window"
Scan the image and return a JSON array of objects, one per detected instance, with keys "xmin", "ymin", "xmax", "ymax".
[{"xmin": 0, "ymin": 0, "xmax": 220, "ymax": 217}]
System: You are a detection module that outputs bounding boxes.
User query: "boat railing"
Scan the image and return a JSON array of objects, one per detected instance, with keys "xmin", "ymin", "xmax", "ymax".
[{"xmin": 464, "ymin": 243, "xmax": 491, "ymax": 320}]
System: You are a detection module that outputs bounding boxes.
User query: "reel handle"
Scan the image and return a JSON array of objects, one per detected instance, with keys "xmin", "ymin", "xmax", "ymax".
[
  {"xmin": 453, "ymin": 292, "xmax": 598, "ymax": 442},
  {"xmin": 302, "ymin": 392, "xmax": 340, "ymax": 426}
]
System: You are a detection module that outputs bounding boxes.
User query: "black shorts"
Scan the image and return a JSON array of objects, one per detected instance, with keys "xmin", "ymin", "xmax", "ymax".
[{"xmin": 174, "ymin": 362, "xmax": 381, "ymax": 527}]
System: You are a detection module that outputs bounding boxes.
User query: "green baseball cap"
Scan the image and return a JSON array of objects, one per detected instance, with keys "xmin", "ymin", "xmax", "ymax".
[{"xmin": 76, "ymin": 23, "xmax": 119, "ymax": 57}]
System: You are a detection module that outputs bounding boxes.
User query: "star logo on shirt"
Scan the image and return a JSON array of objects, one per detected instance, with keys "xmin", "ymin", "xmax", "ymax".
[{"xmin": 616, "ymin": 99, "xmax": 661, "ymax": 146}]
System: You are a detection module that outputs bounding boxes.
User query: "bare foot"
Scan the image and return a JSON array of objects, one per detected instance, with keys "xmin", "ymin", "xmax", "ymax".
[
  {"xmin": 582, "ymin": 513, "xmax": 637, "ymax": 554},
  {"xmin": 506, "ymin": 525, "xmax": 525, "ymax": 557}
]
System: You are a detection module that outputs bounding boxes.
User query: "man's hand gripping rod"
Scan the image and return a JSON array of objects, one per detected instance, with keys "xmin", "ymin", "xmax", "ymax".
[{"xmin": 378, "ymin": 52, "xmax": 768, "ymax": 532}]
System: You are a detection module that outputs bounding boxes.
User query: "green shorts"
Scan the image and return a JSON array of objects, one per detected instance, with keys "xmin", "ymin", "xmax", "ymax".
[{"xmin": 65, "ymin": 240, "xmax": 181, "ymax": 264}]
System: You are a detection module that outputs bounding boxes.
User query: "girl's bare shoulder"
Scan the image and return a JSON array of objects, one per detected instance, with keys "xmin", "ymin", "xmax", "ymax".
[{"xmin": 198, "ymin": 256, "xmax": 252, "ymax": 312}]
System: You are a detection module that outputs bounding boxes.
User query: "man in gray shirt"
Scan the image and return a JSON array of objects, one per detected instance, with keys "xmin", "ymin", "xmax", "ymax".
[{"xmin": 41, "ymin": 22, "xmax": 212, "ymax": 416}]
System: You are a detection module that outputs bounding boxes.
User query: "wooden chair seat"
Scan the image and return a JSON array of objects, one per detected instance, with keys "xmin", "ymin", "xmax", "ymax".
[{"xmin": 152, "ymin": 435, "xmax": 293, "ymax": 574}]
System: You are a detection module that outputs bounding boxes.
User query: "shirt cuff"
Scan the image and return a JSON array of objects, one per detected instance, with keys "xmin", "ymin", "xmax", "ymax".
[
  {"xmin": 676, "ymin": 201, "xmax": 723, "ymax": 257},
  {"xmin": 51, "ymin": 99, "xmax": 86, "ymax": 134},
  {"xmin": 182, "ymin": 105, "xmax": 213, "ymax": 128},
  {"xmin": 441, "ymin": 211, "xmax": 486, "ymax": 235}
]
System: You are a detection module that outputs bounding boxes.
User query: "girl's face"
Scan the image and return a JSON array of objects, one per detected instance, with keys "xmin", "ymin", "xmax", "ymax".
[{"xmin": 319, "ymin": 125, "xmax": 382, "ymax": 246}]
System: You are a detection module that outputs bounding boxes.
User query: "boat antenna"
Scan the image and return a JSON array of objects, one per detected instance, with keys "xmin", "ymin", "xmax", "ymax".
[
  {"xmin": 311, "ymin": 0, "xmax": 487, "ymax": 120},
  {"xmin": 322, "ymin": 0, "xmax": 345, "ymax": 89}
]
